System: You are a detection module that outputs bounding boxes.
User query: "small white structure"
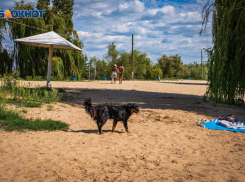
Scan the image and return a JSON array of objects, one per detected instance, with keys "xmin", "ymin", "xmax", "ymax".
[{"xmin": 14, "ymin": 31, "xmax": 82, "ymax": 87}]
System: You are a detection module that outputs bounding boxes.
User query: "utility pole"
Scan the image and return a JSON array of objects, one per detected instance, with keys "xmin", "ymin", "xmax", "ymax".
[
  {"xmin": 89, "ymin": 64, "xmax": 90, "ymax": 80},
  {"xmin": 132, "ymin": 34, "xmax": 134, "ymax": 79},
  {"xmin": 94, "ymin": 65, "xmax": 96, "ymax": 80},
  {"xmin": 201, "ymin": 49, "xmax": 203, "ymax": 79}
]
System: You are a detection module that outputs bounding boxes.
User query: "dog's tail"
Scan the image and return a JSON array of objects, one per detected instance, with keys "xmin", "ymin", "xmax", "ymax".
[{"xmin": 83, "ymin": 98, "xmax": 92, "ymax": 114}]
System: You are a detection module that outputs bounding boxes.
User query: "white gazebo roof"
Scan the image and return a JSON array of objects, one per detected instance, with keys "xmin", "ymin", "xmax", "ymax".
[
  {"xmin": 14, "ymin": 31, "xmax": 82, "ymax": 87},
  {"xmin": 14, "ymin": 31, "xmax": 82, "ymax": 51}
]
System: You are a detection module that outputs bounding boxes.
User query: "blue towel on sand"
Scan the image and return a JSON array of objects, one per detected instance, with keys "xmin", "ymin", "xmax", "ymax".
[{"xmin": 204, "ymin": 118, "xmax": 245, "ymax": 132}]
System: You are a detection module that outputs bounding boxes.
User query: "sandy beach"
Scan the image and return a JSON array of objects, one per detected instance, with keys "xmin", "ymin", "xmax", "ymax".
[{"xmin": 0, "ymin": 80, "xmax": 245, "ymax": 182}]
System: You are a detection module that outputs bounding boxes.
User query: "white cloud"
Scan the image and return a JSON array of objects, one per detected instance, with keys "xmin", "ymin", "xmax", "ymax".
[
  {"xmin": 179, "ymin": 38, "xmax": 193, "ymax": 44},
  {"xmin": 160, "ymin": 6, "xmax": 175, "ymax": 14},
  {"xmin": 112, "ymin": 24, "xmax": 131, "ymax": 33},
  {"xmin": 118, "ymin": 0, "xmax": 145, "ymax": 13},
  {"xmin": 179, "ymin": 11, "xmax": 201, "ymax": 21},
  {"xmin": 78, "ymin": 31, "xmax": 103, "ymax": 38},
  {"xmin": 118, "ymin": 2, "xmax": 130, "ymax": 11},
  {"xmin": 143, "ymin": 5, "xmax": 175, "ymax": 17}
]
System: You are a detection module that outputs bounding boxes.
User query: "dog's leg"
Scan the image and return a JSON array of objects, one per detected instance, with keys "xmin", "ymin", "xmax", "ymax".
[
  {"xmin": 99, "ymin": 122, "xmax": 103, "ymax": 134},
  {"xmin": 99, "ymin": 125, "xmax": 103, "ymax": 134},
  {"xmin": 112, "ymin": 120, "xmax": 118, "ymax": 132},
  {"xmin": 97, "ymin": 121, "xmax": 103, "ymax": 134},
  {"xmin": 96, "ymin": 122, "xmax": 100, "ymax": 134},
  {"xmin": 123, "ymin": 120, "xmax": 129, "ymax": 133}
]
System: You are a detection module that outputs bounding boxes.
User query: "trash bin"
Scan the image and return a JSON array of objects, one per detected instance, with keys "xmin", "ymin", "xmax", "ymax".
[
  {"xmin": 157, "ymin": 77, "xmax": 160, "ymax": 81},
  {"xmin": 103, "ymin": 77, "xmax": 107, "ymax": 81},
  {"xmin": 71, "ymin": 76, "xmax": 76, "ymax": 81}
]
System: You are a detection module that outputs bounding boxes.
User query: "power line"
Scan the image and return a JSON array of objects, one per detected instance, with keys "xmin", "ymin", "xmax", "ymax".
[
  {"xmin": 3, "ymin": 18, "xmax": 49, "ymax": 33},
  {"xmin": 3, "ymin": 18, "xmax": 68, "ymax": 38}
]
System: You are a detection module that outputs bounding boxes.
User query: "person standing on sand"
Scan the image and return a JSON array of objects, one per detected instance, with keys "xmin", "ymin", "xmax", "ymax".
[
  {"xmin": 111, "ymin": 64, "xmax": 118, "ymax": 84},
  {"xmin": 118, "ymin": 64, "xmax": 125, "ymax": 84}
]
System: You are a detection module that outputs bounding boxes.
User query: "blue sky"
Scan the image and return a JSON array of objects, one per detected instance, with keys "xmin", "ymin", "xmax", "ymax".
[{"xmin": 1, "ymin": 0, "xmax": 213, "ymax": 64}]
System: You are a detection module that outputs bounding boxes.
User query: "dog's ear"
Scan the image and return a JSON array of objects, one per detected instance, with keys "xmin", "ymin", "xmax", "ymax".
[{"xmin": 127, "ymin": 105, "xmax": 135, "ymax": 115}]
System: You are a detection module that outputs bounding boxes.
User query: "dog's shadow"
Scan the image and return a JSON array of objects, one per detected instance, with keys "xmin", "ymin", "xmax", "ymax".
[{"xmin": 62, "ymin": 129, "xmax": 124, "ymax": 134}]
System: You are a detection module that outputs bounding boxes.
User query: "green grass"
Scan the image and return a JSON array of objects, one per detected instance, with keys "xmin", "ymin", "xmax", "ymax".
[
  {"xmin": 23, "ymin": 101, "xmax": 42, "ymax": 108},
  {"xmin": 22, "ymin": 109, "xmax": 27, "ymax": 113},
  {"xmin": 57, "ymin": 88, "xmax": 66, "ymax": 93},
  {"xmin": 0, "ymin": 77, "xmax": 69, "ymax": 131},
  {"xmin": 0, "ymin": 77, "xmax": 62, "ymax": 108},
  {"xmin": 0, "ymin": 106, "xmax": 69, "ymax": 132}
]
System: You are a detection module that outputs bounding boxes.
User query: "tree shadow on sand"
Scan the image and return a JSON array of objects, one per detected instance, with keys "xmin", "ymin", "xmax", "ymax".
[
  {"xmin": 158, "ymin": 82, "xmax": 208, "ymax": 85},
  {"xmin": 59, "ymin": 87, "xmax": 245, "ymax": 119}
]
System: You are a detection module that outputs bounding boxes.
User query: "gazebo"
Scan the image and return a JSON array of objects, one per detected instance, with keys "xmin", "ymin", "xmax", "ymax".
[{"xmin": 14, "ymin": 31, "xmax": 82, "ymax": 87}]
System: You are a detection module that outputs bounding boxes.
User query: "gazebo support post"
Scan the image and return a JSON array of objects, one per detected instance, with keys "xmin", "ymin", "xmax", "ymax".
[{"xmin": 46, "ymin": 45, "xmax": 53, "ymax": 87}]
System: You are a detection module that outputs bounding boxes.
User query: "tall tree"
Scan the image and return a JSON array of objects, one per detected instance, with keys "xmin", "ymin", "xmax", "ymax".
[
  {"xmin": 106, "ymin": 42, "xmax": 119, "ymax": 64},
  {"xmin": 0, "ymin": 19, "xmax": 5, "ymax": 49},
  {"xmin": 201, "ymin": 0, "xmax": 245, "ymax": 105},
  {"xmin": 0, "ymin": 18, "xmax": 6, "ymax": 75},
  {"xmin": 38, "ymin": 0, "xmax": 50, "ymax": 6},
  {"xmin": 158, "ymin": 54, "xmax": 182, "ymax": 78},
  {"xmin": 52, "ymin": 0, "xmax": 74, "ymax": 35},
  {"xmin": 0, "ymin": 47, "xmax": 14, "ymax": 76},
  {"xmin": 134, "ymin": 50, "xmax": 151, "ymax": 79},
  {"xmin": 117, "ymin": 51, "xmax": 131, "ymax": 79},
  {"xmin": 7, "ymin": 0, "xmax": 85, "ymax": 80}
]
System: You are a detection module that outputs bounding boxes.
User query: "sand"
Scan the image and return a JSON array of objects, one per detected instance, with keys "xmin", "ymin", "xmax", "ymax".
[{"xmin": 0, "ymin": 80, "xmax": 245, "ymax": 182}]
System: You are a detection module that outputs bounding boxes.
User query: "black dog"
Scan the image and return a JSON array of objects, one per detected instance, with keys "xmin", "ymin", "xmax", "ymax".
[
  {"xmin": 83, "ymin": 98, "xmax": 110, "ymax": 134},
  {"xmin": 83, "ymin": 98, "xmax": 139, "ymax": 134}
]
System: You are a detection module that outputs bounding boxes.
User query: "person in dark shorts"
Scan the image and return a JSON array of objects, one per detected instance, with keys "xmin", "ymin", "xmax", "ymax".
[
  {"xmin": 111, "ymin": 64, "xmax": 118, "ymax": 84},
  {"xmin": 118, "ymin": 64, "xmax": 125, "ymax": 84}
]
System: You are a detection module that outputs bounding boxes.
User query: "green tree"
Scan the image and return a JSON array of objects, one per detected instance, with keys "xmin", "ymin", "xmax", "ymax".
[
  {"xmin": 146, "ymin": 64, "xmax": 162, "ymax": 80},
  {"xmin": 52, "ymin": 0, "xmax": 74, "ymax": 35},
  {"xmin": 200, "ymin": 0, "xmax": 245, "ymax": 104},
  {"xmin": 51, "ymin": 56, "xmax": 64, "ymax": 80},
  {"xmin": 81, "ymin": 55, "xmax": 89, "ymax": 79},
  {"xmin": 95, "ymin": 59, "xmax": 107, "ymax": 80},
  {"xmin": 7, "ymin": 0, "xmax": 85, "ymax": 80},
  {"xmin": 176, "ymin": 64, "xmax": 189, "ymax": 79},
  {"xmin": 158, "ymin": 54, "xmax": 182, "ymax": 78},
  {"xmin": 134, "ymin": 50, "xmax": 151, "ymax": 79},
  {"xmin": 0, "ymin": 49, "xmax": 6, "ymax": 75},
  {"xmin": 0, "ymin": 18, "xmax": 6, "ymax": 49},
  {"xmin": 106, "ymin": 42, "xmax": 119, "ymax": 64},
  {"xmin": 188, "ymin": 62, "xmax": 201, "ymax": 79},
  {"xmin": 38, "ymin": 0, "xmax": 50, "ymax": 6},
  {"xmin": 117, "ymin": 51, "xmax": 131, "ymax": 80},
  {"xmin": 89, "ymin": 56, "xmax": 98, "ymax": 80},
  {"xmin": 0, "ymin": 47, "xmax": 14, "ymax": 76}
]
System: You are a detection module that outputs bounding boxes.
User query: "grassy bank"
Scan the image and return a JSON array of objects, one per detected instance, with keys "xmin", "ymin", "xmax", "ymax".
[
  {"xmin": 0, "ymin": 105, "xmax": 69, "ymax": 132},
  {"xmin": 0, "ymin": 76, "xmax": 63, "ymax": 107},
  {"xmin": 0, "ymin": 77, "xmax": 69, "ymax": 132}
]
